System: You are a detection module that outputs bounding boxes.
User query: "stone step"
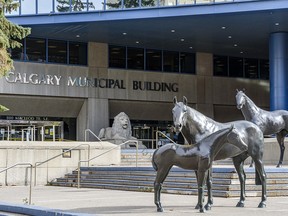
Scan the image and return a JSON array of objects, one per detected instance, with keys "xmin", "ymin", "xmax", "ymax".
[{"xmin": 49, "ymin": 166, "xmax": 288, "ymax": 198}]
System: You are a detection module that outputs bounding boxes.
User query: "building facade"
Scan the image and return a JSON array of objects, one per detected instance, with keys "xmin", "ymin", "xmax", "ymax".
[{"xmin": 2, "ymin": 0, "xmax": 287, "ymax": 147}]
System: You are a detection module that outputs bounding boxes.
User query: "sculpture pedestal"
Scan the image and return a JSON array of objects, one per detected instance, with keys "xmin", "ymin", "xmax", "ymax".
[{"xmin": 104, "ymin": 139, "xmax": 146, "ymax": 149}]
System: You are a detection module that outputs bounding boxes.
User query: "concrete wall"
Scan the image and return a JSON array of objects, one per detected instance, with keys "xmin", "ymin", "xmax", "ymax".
[{"xmin": 0, "ymin": 141, "xmax": 120, "ymax": 186}]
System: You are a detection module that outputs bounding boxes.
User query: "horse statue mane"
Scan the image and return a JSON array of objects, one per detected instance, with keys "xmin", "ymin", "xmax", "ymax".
[{"xmin": 98, "ymin": 112, "xmax": 134, "ymax": 140}]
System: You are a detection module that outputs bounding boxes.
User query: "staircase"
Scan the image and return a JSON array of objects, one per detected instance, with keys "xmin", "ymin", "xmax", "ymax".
[
  {"xmin": 120, "ymin": 149, "xmax": 154, "ymax": 166},
  {"xmin": 49, "ymin": 166, "xmax": 288, "ymax": 197}
]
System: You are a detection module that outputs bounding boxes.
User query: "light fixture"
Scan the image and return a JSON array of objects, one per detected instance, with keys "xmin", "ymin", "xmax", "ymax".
[
  {"xmin": 122, "ymin": 32, "xmax": 127, "ymax": 35},
  {"xmin": 181, "ymin": 38, "xmax": 185, "ymax": 42},
  {"xmin": 76, "ymin": 35, "xmax": 80, "ymax": 38},
  {"xmin": 221, "ymin": 26, "xmax": 226, "ymax": 29},
  {"xmin": 228, "ymin": 36, "xmax": 232, "ymax": 39},
  {"xmin": 136, "ymin": 41, "xmax": 139, "ymax": 44},
  {"xmin": 275, "ymin": 23, "xmax": 280, "ymax": 26},
  {"xmin": 171, "ymin": 30, "xmax": 175, "ymax": 33},
  {"xmin": 189, "ymin": 46, "xmax": 193, "ymax": 49},
  {"xmin": 234, "ymin": 44, "xmax": 238, "ymax": 47}
]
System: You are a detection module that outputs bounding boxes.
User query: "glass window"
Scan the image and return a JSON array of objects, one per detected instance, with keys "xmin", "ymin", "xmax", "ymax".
[
  {"xmin": 106, "ymin": 0, "xmax": 121, "ymax": 10},
  {"xmin": 71, "ymin": 0, "xmax": 87, "ymax": 11},
  {"xmin": 109, "ymin": 45, "xmax": 126, "ymax": 68},
  {"xmin": 26, "ymin": 37, "xmax": 46, "ymax": 62},
  {"xmin": 10, "ymin": 39, "xmax": 25, "ymax": 61},
  {"xmin": 178, "ymin": 0, "xmax": 195, "ymax": 5},
  {"xmin": 69, "ymin": 42, "xmax": 87, "ymax": 65},
  {"xmin": 163, "ymin": 51, "xmax": 179, "ymax": 72},
  {"xmin": 180, "ymin": 52, "xmax": 195, "ymax": 74},
  {"xmin": 214, "ymin": 55, "xmax": 228, "ymax": 76},
  {"xmin": 48, "ymin": 40, "xmax": 67, "ymax": 64},
  {"xmin": 21, "ymin": 0, "xmax": 36, "ymax": 15},
  {"xmin": 146, "ymin": 49, "xmax": 162, "ymax": 71},
  {"xmin": 38, "ymin": 0, "xmax": 53, "ymax": 14},
  {"xmin": 124, "ymin": 0, "xmax": 140, "ymax": 8},
  {"xmin": 55, "ymin": 0, "xmax": 71, "ymax": 12},
  {"xmin": 141, "ymin": 0, "xmax": 157, "ymax": 8},
  {"xmin": 244, "ymin": 58, "xmax": 259, "ymax": 79},
  {"xmin": 229, "ymin": 57, "xmax": 243, "ymax": 78},
  {"xmin": 88, "ymin": 0, "xmax": 104, "ymax": 10},
  {"xmin": 127, "ymin": 47, "xmax": 144, "ymax": 70},
  {"xmin": 260, "ymin": 59, "xmax": 269, "ymax": 80}
]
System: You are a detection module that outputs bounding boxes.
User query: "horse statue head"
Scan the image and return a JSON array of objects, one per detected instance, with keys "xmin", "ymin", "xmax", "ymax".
[
  {"xmin": 235, "ymin": 89, "xmax": 246, "ymax": 110},
  {"xmin": 172, "ymin": 96, "xmax": 188, "ymax": 132}
]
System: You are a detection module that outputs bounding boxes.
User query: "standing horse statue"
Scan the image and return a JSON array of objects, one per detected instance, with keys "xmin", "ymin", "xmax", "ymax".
[
  {"xmin": 171, "ymin": 96, "xmax": 267, "ymax": 210},
  {"xmin": 153, "ymin": 125, "xmax": 240, "ymax": 213},
  {"xmin": 236, "ymin": 90, "xmax": 288, "ymax": 167}
]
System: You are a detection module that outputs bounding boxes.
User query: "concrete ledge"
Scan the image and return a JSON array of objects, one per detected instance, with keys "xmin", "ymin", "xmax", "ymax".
[{"xmin": 0, "ymin": 201, "xmax": 94, "ymax": 216}]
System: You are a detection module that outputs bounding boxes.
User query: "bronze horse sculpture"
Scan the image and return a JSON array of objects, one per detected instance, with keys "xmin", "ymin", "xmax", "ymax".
[
  {"xmin": 169, "ymin": 96, "xmax": 266, "ymax": 211},
  {"xmin": 236, "ymin": 90, "xmax": 288, "ymax": 167},
  {"xmin": 153, "ymin": 125, "xmax": 239, "ymax": 213}
]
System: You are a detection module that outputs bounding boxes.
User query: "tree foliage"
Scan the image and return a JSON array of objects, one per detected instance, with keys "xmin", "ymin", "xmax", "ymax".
[
  {"xmin": 56, "ymin": 0, "xmax": 95, "ymax": 12},
  {"xmin": 106, "ymin": 0, "xmax": 155, "ymax": 8},
  {"xmin": 0, "ymin": 0, "xmax": 31, "ymax": 77}
]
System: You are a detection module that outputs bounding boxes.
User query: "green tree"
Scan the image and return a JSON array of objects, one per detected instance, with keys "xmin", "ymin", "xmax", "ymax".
[
  {"xmin": 0, "ymin": 0, "xmax": 30, "ymax": 112},
  {"xmin": 56, "ymin": 0, "xmax": 95, "ymax": 12},
  {"xmin": 0, "ymin": 0, "xmax": 30, "ymax": 77},
  {"xmin": 106, "ymin": 0, "xmax": 155, "ymax": 9}
]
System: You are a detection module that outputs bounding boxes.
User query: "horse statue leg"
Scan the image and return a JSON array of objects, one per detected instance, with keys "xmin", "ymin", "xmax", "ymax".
[
  {"xmin": 252, "ymin": 157, "xmax": 267, "ymax": 207},
  {"xmin": 276, "ymin": 131, "xmax": 287, "ymax": 167},
  {"xmin": 196, "ymin": 170, "xmax": 208, "ymax": 213},
  {"xmin": 204, "ymin": 168, "xmax": 213, "ymax": 210},
  {"xmin": 154, "ymin": 182, "xmax": 163, "ymax": 212},
  {"xmin": 154, "ymin": 166, "xmax": 172, "ymax": 212},
  {"xmin": 232, "ymin": 153, "xmax": 248, "ymax": 207}
]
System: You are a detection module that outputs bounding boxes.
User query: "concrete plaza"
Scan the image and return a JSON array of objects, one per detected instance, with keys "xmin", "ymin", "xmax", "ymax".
[{"xmin": 0, "ymin": 186, "xmax": 287, "ymax": 216}]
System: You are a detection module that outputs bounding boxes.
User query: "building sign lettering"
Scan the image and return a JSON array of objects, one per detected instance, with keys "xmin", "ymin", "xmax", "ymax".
[{"xmin": 5, "ymin": 72, "xmax": 178, "ymax": 92}]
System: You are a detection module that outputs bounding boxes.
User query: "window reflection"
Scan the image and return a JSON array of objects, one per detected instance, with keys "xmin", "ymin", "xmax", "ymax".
[
  {"xmin": 26, "ymin": 38, "xmax": 46, "ymax": 62},
  {"xmin": 180, "ymin": 52, "xmax": 195, "ymax": 74},
  {"xmin": 127, "ymin": 47, "xmax": 144, "ymax": 70},
  {"xmin": 48, "ymin": 40, "xmax": 67, "ymax": 64},
  {"xmin": 69, "ymin": 42, "xmax": 87, "ymax": 65},
  {"xmin": 214, "ymin": 55, "xmax": 228, "ymax": 77},
  {"xmin": 146, "ymin": 49, "xmax": 162, "ymax": 71},
  {"xmin": 163, "ymin": 51, "xmax": 179, "ymax": 72},
  {"xmin": 10, "ymin": 40, "xmax": 24, "ymax": 61},
  {"xmin": 88, "ymin": 0, "xmax": 104, "ymax": 10},
  {"xmin": 21, "ymin": 0, "xmax": 36, "ymax": 15},
  {"xmin": 244, "ymin": 58, "xmax": 259, "ymax": 79},
  {"xmin": 38, "ymin": 0, "xmax": 53, "ymax": 14},
  {"xmin": 260, "ymin": 59, "xmax": 269, "ymax": 80},
  {"xmin": 229, "ymin": 57, "xmax": 243, "ymax": 78},
  {"xmin": 109, "ymin": 45, "xmax": 126, "ymax": 68}
]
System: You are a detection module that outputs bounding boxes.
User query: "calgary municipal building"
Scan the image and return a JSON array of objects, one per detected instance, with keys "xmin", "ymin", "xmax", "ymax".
[{"xmin": 1, "ymin": 0, "xmax": 288, "ymax": 148}]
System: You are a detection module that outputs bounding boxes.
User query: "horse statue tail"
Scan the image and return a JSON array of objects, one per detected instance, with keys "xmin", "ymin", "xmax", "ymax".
[{"xmin": 152, "ymin": 149, "xmax": 159, "ymax": 171}]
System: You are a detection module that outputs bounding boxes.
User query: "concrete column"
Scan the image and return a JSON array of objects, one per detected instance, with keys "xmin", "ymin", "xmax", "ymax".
[
  {"xmin": 77, "ymin": 98, "xmax": 109, "ymax": 141},
  {"xmin": 269, "ymin": 32, "xmax": 288, "ymax": 110},
  {"xmin": 195, "ymin": 52, "xmax": 214, "ymax": 118}
]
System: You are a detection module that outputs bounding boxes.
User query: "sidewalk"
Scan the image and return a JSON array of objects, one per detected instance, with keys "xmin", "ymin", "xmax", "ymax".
[{"xmin": 0, "ymin": 186, "xmax": 287, "ymax": 216}]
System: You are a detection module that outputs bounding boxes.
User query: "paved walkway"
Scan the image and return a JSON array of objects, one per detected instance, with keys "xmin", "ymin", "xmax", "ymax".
[{"xmin": 0, "ymin": 186, "xmax": 287, "ymax": 215}]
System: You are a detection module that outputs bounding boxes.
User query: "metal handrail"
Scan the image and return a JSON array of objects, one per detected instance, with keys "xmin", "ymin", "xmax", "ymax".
[
  {"xmin": 34, "ymin": 143, "xmax": 91, "ymax": 186},
  {"xmin": 85, "ymin": 129, "xmax": 103, "ymax": 149},
  {"xmin": 0, "ymin": 163, "xmax": 33, "ymax": 204},
  {"xmin": 77, "ymin": 140, "xmax": 138, "ymax": 189},
  {"xmin": 155, "ymin": 131, "xmax": 176, "ymax": 149}
]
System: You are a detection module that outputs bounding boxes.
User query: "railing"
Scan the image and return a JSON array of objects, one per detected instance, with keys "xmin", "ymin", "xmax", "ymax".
[
  {"xmin": 77, "ymin": 139, "xmax": 138, "ymax": 188},
  {"xmin": 0, "ymin": 163, "xmax": 33, "ymax": 204},
  {"xmin": 85, "ymin": 129, "xmax": 103, "ymax": 144},
  {"xmin": 34, "ymin": 143, "xmax": 91, "ymax": 186},
  {"xmin": 5, "ymin": 0, "xmax": 260, "ymax": 16},
  {"xmin": 155, "ymin": 130, "xmax": 176, "ymax": 149}
]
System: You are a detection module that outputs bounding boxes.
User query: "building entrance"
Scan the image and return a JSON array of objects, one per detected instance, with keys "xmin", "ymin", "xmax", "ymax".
[{"xmin": 0, "ymin": 119, "xmax": 63, "ymax": 141}]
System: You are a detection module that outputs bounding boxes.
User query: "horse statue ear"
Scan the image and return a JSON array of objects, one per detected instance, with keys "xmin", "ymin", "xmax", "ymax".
[
  {"xmin": 242, "ymin": 88, "xmax": 246, "ymax": 93},
  {"xmin": 183, "ymin": 96, "xmax": 188, "ymax": 105},
  {"xmin": 173, "ymin": 96, "xmax": 178, "ymax": 105},
  {"xmin": 236, "ymin": 89, "xmax": 239, "ymax": 92}
]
